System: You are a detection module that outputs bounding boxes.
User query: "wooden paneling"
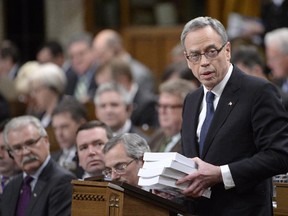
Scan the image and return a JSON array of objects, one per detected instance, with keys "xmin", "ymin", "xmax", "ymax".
[{"xmin": 122, "ymin": 26, "xmax": 184, "ymax": 87}]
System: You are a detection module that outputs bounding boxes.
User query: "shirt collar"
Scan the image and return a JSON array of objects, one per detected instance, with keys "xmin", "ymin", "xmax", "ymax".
[{"xmin": 203, "ymin": 64, "xmax": 233, "ymax": 97}]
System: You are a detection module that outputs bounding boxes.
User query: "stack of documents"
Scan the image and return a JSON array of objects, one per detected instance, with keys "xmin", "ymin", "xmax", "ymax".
[{"xmin": 138, "ymin": 152, "xmax": 211, "ymax": 198}]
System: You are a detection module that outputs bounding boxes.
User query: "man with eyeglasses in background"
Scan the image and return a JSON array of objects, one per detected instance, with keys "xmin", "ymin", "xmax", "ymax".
[
  {"xmin": 102, "ymin": 133, "xmax": 150, "ymax": 186},
  {"xmin": 75, "ymin": 120, "xmax": 113, "ymax": 179},
  {"xmin": 177, "ymin": 16, "xmax": 288, "ymax": 216},
  {"xmin": 1, "ymin": 115, "xmax": 76, "ymax": 216},
  {"xmin": 149, "ymin": 79, "xmax": 196, "ymax": 153}
]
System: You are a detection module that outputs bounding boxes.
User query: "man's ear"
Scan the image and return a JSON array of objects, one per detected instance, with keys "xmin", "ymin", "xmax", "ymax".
[{"xmin": 126, "ymin": 104, "xmax": 133, "ymax": 116}]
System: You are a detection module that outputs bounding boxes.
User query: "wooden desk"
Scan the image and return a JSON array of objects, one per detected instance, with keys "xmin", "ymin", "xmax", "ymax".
[
  {"xmin": 71, "ymin": 180, "xmax": 188, "ymax": 216},
  {"xmin": 274, "ymin": 183, "xmax": 288, "ymax": 216}
]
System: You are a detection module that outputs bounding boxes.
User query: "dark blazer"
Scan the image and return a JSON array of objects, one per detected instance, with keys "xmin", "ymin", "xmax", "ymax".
[
  {"xmin": 131, "ymin": 88, "xmax": 158, "ymax": 128},
  {"xmin": 181, "ymin": 67, "xmax": 288, "ymax": 216},
  {"xmin": 1, "ymin": 159, "xmax": 76, "ymax": 216},
  {"xmin": 65, "ymin": 66, "xmax": 98, "ymax": 101},
  {"xmin": 51, "ymin": 150, "xmax": 84, "ymax": 179}
]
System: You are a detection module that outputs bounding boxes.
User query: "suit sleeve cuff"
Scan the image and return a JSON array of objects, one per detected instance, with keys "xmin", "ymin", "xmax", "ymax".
[{"xmin": 220, "ymin": 165, "xmax": 235, "ymax": 189}]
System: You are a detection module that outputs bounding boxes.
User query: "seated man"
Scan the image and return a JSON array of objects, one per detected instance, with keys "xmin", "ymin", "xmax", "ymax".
[
  {"xmin": 149, "ymin": 79, "xmax": 196, "ymax": 153},
  {"xmin": 0, "ymin": 119, "xmax": 21, "ymax": 212},
  {"xmin": 75, "ymin": 120, "xmax": 113, "ymax": 179},
  {"xmin": 1, "ymin": 115, "xmax": 76, "ymax": 216},
  {"xmin": 102, "ymin": 133, "xmax": 150, "ymax": 186},
  {"xmin": 51, "ymin": 97, "xmax": 88, "ymax": 178}
]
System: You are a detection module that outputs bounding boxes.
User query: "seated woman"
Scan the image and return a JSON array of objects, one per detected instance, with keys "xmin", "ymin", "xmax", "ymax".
[{"xmin": 28, "ymin": 63, "xmax": 67, "ymax": 127}]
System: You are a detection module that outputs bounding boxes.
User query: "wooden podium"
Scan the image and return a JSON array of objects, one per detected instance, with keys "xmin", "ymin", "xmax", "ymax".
[
  {"xmin": 71, "ymin": 179, "xmax": 188, "ymax": 216},
  {"xmin": 274, "ymin": 183, "xmax": 288, "ymax": 216}
]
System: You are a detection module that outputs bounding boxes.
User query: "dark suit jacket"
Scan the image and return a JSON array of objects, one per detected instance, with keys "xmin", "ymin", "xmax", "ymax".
[
  {"xmin": 1, "ymin": 159, "xmax": 76, "ymax": 216},
  {"xmin": 131, "ymin": 88, "xmax": 158, "ymax": 127},
  {"xmin": 149, "ymin": 129, "xmax": 182, "ymax": 153},
  {"xmin": 181, "ymin": 67, "xmax": 288, "ymax": 216},
  {"xmin": 65, "ymin": 65, "xmax": 98, "ymax": 101}
]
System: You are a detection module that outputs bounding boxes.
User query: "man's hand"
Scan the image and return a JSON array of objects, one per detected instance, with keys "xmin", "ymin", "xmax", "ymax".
[{"xmin": 176, "ymin": 157, "xmax": 222, "ymax": 197}]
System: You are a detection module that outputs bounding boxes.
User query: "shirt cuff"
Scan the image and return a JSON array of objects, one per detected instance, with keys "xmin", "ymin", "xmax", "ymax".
[{"xmin": 220, "ymin": 165, "xmax": 235, "ymax": 189}]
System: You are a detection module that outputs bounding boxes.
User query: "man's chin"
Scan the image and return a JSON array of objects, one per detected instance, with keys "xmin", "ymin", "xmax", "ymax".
[{"xmin": 23, "ymin": 161, "xmax": 40, "ymax": 174}]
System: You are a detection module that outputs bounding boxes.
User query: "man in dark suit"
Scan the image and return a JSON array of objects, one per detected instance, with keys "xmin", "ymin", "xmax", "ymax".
[
  {"xmin": 1, "ymin": 115, "xmax": 75, "ymax": 216},
  {"xmin": 149, "ymin": 79, "xmax": 196, "ymax": 153},
  {"xmin": 51, "ymin": 97, "xmax": 87, "ymax": 178},
  {"xmin": 109, "ymin": 57, "xmax": 158, "ymax": 128},
  {"xmin": 177, "ymin": 17, "xmax": 288, "ymax": 216},
  {"xmin": 65, "ymin": 32, "xmax": 97, "ymax": 103}
]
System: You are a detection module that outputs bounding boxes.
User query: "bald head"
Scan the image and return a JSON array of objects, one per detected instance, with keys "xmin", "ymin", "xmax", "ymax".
[{"xmin": 92, "ymin": 29, "xmax": 124, "ymax": 65}]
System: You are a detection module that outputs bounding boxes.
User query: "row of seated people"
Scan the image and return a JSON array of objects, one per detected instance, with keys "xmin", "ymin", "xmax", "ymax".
[{"xmin": 1, "ymin": 23, "xmax": 288, "ymax": 216}]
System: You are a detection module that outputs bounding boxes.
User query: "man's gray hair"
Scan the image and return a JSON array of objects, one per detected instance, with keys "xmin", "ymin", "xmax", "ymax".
[
  {"xmin": 94, "ymin": 82, "xmax": 132, "ymax": 106},
  {"xmin": 3, "ymin": 115, "xmax": 47, "ymax": 145},
  {"xmin": 264, "ymin": 27, "xmax": 288, "ymax": 55},
  {"xmin": 103, "ymin": 133, "xmax": 150, "ymax": 159},
  {"xmin": 181, "ymin": 16, "xmax": 228, "ymax": 51}
]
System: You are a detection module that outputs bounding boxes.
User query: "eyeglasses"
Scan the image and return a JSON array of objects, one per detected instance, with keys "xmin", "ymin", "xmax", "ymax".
[
  {"xmin": 102, "ymin": 158, "xmax": 137, "ymax": 178},
  {"xmin": 185, "ymin": 43, "xmax": 227, "ymax": 64},
  {"xmin": 155, "ymin": 103, "xmax": 183, "ymax": 112},
  {"xmin": 9, "ymin": 136, "xmax": 42, "ymax": 155}
]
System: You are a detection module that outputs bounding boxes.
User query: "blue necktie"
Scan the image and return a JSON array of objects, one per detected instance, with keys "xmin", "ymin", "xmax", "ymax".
[
  {"xmin": 199, "ymin": 91, "xmax": 215, "ymax": 156},
  {"xmin": 16, "ymin": 175, "xmax": 34, "ymax": 216}
]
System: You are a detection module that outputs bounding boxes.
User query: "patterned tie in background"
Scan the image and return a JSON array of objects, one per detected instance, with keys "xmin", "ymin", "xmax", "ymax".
[
  {"xmin": 159, "ymin": 136, "xmax": 172, "ymax": 152},
  {"xmin": 16, "ymin": 175, "xmax": 34, "ymax": 216},
  {"xmin": 74, "ymin": 75, "xmax": 88, "ymax": 101},
  {"xmin": 199, "ymin": 91, "xmax": 215, "ymax": 156}
]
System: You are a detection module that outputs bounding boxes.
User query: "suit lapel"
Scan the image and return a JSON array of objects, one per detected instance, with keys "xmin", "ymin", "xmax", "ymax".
[
  {"xmin": 26, "ymin": 160, "xmax": 53, "ymax": 215},
  {"xmin": 183, "ymin": 88, "xmax": 203, "ymax": 157},
  {"xmin": 202, "ymin": 68, "xmax": 242, "ymax": 158},
  {"xmin": 10, "ymin": 175, "xmax": 23, "ymax": 216}
]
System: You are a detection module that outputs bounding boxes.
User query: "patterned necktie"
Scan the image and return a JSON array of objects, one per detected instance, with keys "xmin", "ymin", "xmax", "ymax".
[
  {"xmin": 16, "ymin": 175, "xmax": 34, "ymax": 216},
  {"xmin": 199, "ymin": 91, "xmax": 215, "ymax": 156},
  {"xmin": 74, "ymin": 75, "xmax": 88, "ymax": 101},
  {"xmin": 159, "ymin": 136, "xmax": 172, "ymax": 152}
]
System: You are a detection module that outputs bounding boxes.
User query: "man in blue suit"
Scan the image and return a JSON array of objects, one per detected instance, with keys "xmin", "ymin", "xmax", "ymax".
[
  {"xmin": 1, "ymin": 115, "xmax": 75, "ymax": 216},
  {"xmin": 177, "ymin": 16, "xmax": 288, "ymax": 216}
]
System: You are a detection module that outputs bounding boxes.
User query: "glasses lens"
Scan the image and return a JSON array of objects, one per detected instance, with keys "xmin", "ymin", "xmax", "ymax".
[{"xmin": 206, "ymin": 50, "xmax": 218, "ymax": 58}]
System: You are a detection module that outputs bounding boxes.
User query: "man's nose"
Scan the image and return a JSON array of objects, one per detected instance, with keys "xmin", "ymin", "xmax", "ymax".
[{"xmin": 111, "ymin": 170, "xmax": 120, "ymax": 181}]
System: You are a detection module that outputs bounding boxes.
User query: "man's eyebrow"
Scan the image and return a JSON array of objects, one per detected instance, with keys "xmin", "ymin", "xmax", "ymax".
[{"xmin": 188, "ymin": 44, "xmax": 218, "ymax": 53}]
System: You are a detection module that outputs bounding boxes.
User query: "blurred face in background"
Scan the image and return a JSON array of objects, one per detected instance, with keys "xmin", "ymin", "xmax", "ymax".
[
  {"xmin": 157, "ymin": 92, "xmax": 183, "ymax": 136},
  {"xmin": 52, "ymin": 112, "xmax": 84, "ymax": 150},
  {"xmin": 95, "ymin": 90, "xmax": 130, "ymax": 132},
  {"xmin": 0, "ymin": 131, "xmax": 19, "ymax": 177},
  {"xmin": 68, "ymin": 41, "xmax": 93, "ymax": 75},
  {"xmin": 266, "ymin": 45, "xmax": 288, "ymax": 79},
  {"xmin": 30, "ymin": 81, "xmax": 54, "ymax": 113}
]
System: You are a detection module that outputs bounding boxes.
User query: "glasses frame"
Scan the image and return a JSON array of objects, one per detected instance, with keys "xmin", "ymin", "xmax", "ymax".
[
  {"xmin": 9, "ymin": 136, "xmax": 42, "ymax": 156},
  {"xmin": 185, "ymin": 43, "xmax": 227, "ymax": 64},
  {"xmin": 102, "ymin": 158, "xmax": 137, "ymax": 178},
  {"xmin": 155, "ymin": 103, "xmax": 183, "ymax": 112}
]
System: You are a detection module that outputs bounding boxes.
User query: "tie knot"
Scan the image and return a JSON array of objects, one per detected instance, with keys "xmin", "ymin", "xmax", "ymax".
[
  {"xmin": 206, "ymin": 91, "xmax": 215, "ymax": 103},
  {"xmin": 24, "ymin": 176, "xmax": 33, "ymax": 185}
]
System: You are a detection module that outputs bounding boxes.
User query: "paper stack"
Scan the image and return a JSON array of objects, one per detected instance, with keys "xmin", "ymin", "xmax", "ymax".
[{"xmin": 138, "ymin": 152, "xmax": 211, "ymax": 198}]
